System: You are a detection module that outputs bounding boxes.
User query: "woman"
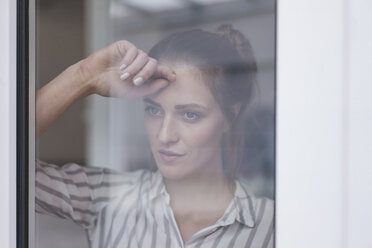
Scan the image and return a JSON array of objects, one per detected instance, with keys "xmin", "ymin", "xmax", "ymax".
[{"xmin": 36, "ymin": 25, "xmax": 274, "ymax": 248}]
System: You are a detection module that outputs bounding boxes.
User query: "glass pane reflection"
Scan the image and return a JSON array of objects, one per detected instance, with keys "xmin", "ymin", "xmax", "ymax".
[{"xmin": 36, "ymin": 0, "xmax": 275, "ymax": 247}]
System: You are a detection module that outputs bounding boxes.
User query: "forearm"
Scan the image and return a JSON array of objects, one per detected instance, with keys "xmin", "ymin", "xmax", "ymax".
[
  {"xmin": 36, "ymin": 40, "xmax": 176, "ymax": 139},
  {"xmin": 36, "ymin": 60, "xmax": 93, "ymax": 139}
]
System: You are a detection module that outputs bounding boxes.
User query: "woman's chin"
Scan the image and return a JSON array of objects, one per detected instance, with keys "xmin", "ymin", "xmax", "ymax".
[{"xmin": 156, "ymin": 161, "xmax": 190, "ymax": 181}]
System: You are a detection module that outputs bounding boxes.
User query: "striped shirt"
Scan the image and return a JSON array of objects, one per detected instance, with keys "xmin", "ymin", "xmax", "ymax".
[{"xmin": 36, "ymin": 160, "xmax": 274, "ymax": 248}]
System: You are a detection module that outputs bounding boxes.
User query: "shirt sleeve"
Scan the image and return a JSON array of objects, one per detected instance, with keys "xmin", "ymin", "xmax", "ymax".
[{"xmin": 35, "ymin": 160, "xmax": 138, "ymax": 230}]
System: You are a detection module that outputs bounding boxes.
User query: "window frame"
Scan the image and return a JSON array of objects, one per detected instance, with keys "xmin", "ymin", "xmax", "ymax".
[{"xmin": 6, "ymin": 0, "xmax": 371, "ymax": 247}]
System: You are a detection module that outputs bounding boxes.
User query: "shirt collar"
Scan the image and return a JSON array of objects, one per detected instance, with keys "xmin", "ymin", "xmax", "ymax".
[
  {"xmin": 149, "ymin": 171, "xmax": 256, "ymax": 228},
  {"xmin": 149, "ymin": 170, "xmax": 167, "ymax": 201},
  {"xmin": 230, "ymin": 179, "xmax": 256, "ymax": 228}
]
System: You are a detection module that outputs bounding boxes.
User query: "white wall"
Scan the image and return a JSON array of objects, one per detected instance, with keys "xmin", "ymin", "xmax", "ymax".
[{"xmin": 277, "ymin": 0, "xmax": 372, "ymax": 247}]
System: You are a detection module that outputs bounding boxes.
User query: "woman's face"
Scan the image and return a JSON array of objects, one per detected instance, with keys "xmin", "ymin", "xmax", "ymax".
[{"xmin": 143, "ymin": 64, "xmax": 229, "ymax": 181}]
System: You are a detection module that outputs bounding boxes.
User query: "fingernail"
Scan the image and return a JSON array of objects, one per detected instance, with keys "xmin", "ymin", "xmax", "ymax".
[
  {"xmin": 133, "ymin": 77, "xmax": 144, "ymax": 86},
  {"xmin": 120, "ymin": 72, "xmax": 130, "ymax": 80},
  {"xmin": 120, "ymin": 64, "xmax": 127, "ymax": 70}
]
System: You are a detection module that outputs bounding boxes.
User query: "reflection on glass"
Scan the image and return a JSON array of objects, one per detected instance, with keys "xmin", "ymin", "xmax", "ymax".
[{"xmin": 36, "ymin": 0, "xmax": 275, "ymax": 247}]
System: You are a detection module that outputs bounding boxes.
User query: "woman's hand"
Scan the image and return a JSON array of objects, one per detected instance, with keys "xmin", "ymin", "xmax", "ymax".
[
  {"xmin": 37, "ymin": 40, "xmax": 175, "ymax": 138},
  {"xmin": 79, "ymin": 40, "xmax": 176, "ymax": 98}
]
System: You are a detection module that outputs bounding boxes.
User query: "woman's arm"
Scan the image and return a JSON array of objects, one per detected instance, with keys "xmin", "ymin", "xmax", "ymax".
[
  {"xmin": 35, "ymin": 160, "xmax": 147, "ymax": 229},
  {"xmin": 36, "ymin": 40, "xmax": 175, "ymax": 138},
  {"xmin": 36, "ymin": 60, "xmax": 90, "ymax": 138}
]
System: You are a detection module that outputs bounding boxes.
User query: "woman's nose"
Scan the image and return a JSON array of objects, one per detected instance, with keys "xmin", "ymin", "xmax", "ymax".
[{"xmin": 157, "ymin": 116, "xmax": 179, "ymax": 145}]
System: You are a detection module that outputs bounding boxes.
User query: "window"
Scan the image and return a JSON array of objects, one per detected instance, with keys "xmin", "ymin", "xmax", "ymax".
[
  {"xmin": 7, "ymin": 0, "xmax": 371, "ymax": 248},
  {"xmin": 34, "ymin": 0, "xmax": 276, "ymax": 247}
]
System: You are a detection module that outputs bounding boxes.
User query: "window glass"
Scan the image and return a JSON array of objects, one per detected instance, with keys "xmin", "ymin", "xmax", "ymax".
[{"xmin": 35, "ymin": 0, "xmax": 276, "ymax": 247}]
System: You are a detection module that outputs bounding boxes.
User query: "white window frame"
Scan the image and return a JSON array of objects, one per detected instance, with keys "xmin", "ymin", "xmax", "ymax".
[{"xmin": 0, "ymin": 0, "xmax": 17, "ymax": 247}]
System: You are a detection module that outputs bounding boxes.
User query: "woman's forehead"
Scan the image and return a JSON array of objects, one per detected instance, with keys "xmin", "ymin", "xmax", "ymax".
[{"xmin": 147, "ymin": 64, "xmax": 216, "ymax": 108}]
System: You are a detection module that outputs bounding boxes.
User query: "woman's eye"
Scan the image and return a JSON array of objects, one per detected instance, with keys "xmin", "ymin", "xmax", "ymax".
[
  {"xmin": 145, "ymin": 106, "xmax": 163, "ymax": 117},
  {"xmin": 184, "ymin": 112, "xmax": 199, "ymax": 121}
]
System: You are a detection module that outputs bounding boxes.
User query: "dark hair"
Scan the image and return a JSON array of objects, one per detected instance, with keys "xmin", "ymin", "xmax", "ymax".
[{"xmin": 149, "ymin": 24, "xmax": 257, "ymax": 179}]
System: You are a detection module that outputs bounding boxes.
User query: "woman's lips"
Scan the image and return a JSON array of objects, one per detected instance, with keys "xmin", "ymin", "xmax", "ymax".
[{"xmin": 158, "ymin": 150, "xmax": 185, "ymax": 162}]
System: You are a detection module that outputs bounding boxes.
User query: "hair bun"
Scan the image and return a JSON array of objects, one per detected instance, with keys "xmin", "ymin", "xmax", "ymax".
[
  {"xmin": 216, "ymin": 24, "xmax": 257, "ymax": 82},
  {"xmin": 216, "ymin": 24, "xmax": 256, "ymax": 64}
]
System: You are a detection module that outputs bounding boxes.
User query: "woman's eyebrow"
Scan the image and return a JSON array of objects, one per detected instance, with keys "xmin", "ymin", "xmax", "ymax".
[
  {"xmin": 143, "ymin": 98, "xmax": 161, "ymax": 107},
  {"xmin": 143, "ymin": 98, "xmax": 208, "ymax": 111},
  {"xmin": 175, "ymin": 104, "xmax": 208, "ymax": 111}
]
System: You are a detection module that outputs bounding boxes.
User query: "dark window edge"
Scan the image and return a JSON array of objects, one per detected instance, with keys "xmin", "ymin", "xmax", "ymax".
[{"xmin": 17, "ymin": 0, "xmax": 29, "ymax": 247}]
